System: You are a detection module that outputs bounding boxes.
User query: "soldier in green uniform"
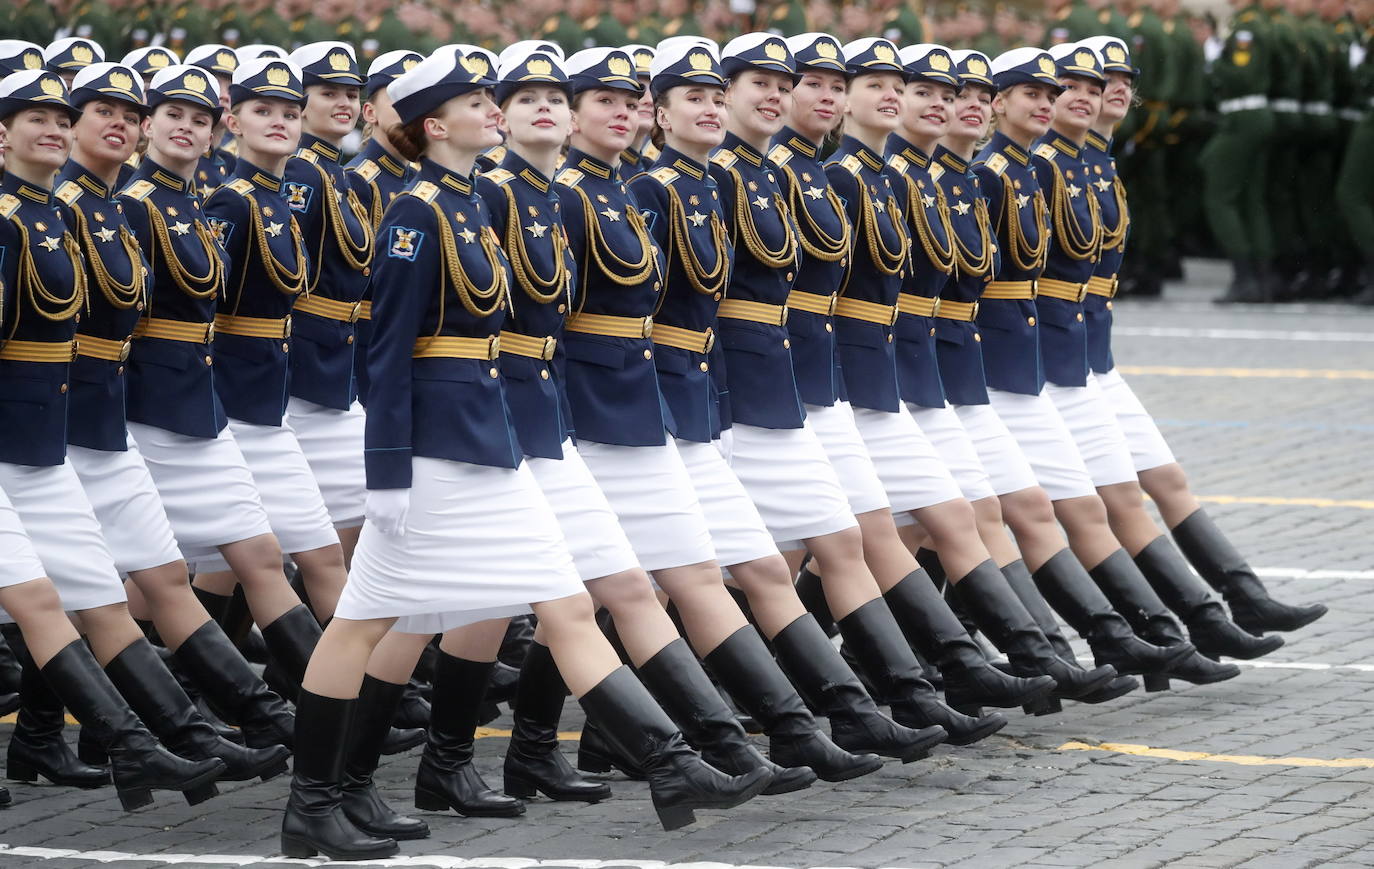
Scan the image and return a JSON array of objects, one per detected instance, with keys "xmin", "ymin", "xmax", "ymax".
[
  {"xmin": 873, "ymin": 0, "xmax": 924, "ymax": 44},
  {"xmin": 1336, "ymin": 0, "xmax": 1373, "ymax": 302},
  {"xmin": 281, "ymin": 0, "xmax": 336, "ymax": 49},
  {"xmin": 356, "ymin": 0, "xmax": 413, "ymax": 67},
  {"xmin": 540, "ymin": 0, "xmax": 599, "ymax": 57},
  {"xmin": 10, "ymin": 0, "xmax": 56, "ymax": 46},
  {"xmin": 760, "ymin": 0, "xmax": 809, "ymax": 36},
  {"xmin": 976, "ymin": 3, "xmax": 1018, "ymax": 54},
  {"xmin": 165, "ymin": 0, "xmax": 217, "ymax": 58},
  {"xmin": 1161, "ymin": 0, "xmax": 1214, "ymax": 260},
  {"xmin": 1206, "ymin": 0, "xmax": 1278, "ymax": 303},
  {"xmin": 1285, "ymin": 0, "xmax": 1339, "ymax": 296},
  {"xmin": 587, "ymin": 0, "xmax": 632, "ymax": 48},
  {"xmin": 1323, "ymin": 0, "xmax": 1363, "ymax": 295},
  {"xmin": 58, "ymin": 0, "xmax": 127, "ymax": 58},
  {"xmin": 1259, "ymin": 0, "xmax": 1305, "ymax": 297},
  {"xmin": 1046, "ymin": 0, "xmax": 1102, "ymax": 43}
]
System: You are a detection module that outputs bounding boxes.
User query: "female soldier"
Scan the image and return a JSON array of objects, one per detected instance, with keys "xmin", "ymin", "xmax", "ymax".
[
  {"xmin": 617, "ymin": 43, "xmax": 658, "ymax": 176},
  {"xmin": 280, "ymin": 48, "xmax": 770, "ymax": 861},
  {"xmin": 1075, "ymin": 35, "xmax": 1326, "ymax": 639},
  {"xmin": 121, "ymin": 64, "xmax": 326, "ymax": 706},
  {"xmin": 0, "ymin": 68, "xmax": 230, "ymax": 811},
  {"xmin": 557, "ymin": 44, "xmax": 919, "ymax": 780},
  {"xmin": 824, "ymin": 37, "xmax": 1115, "ymax": 705},
  {"xmin": 183, "ymin": 45, "xmax": 241, "ymax": 200},
  {"xmin": 706, "ymin": 32, "xmax": 1012, "ymax": 742}
]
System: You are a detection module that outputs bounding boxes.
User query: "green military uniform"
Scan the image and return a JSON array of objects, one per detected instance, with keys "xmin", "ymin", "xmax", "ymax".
[
  {"xmin": 1335, "ymin": 15, "xmax": 1374, "ymax": 300},
  {"xmin": 10, "ymin": 0, "xmax": 55, "ymax": 45},
  {"xmin": 657, "ymin": 14, "xmax": 702, "ymax": 41},
  {"xmin": 357, "ymin": 10, "xmax": 412, "ymax": 66},
  {"xmin": 541, "ymin": 10, "xmax": 592, "ymax": 58},
  {"xmin": 877, "ymin": 1, "xmax": 924, "ymax": 44},
  {"xmin": 1046, "ymin": 0, "xmax": 1101, "ymax": 44},
  {"xmin": 1163, "ymin": 10, "xmax": 1214, "ymax": 257},
  {"xmin": 64, "ymin": 0, "xmax": 127, "ymax": 57},
  {"xmin": 1096, "ymin": 5, "xmax": 1134, "ymax": 42},
  {"xmin": 760, "ymin": 0, "xmax": 808, "ymax": 36},
  {"xmin": 1289, "ymin": 9, "xmax": 1340, "ymax": 295},
  {"xmin": 1262, "ymin": 2, "xmax": 1306, "ymax": 291},
  {"xmin": 287, "ymin": 14, "xmax": 334, "ymax": 50},
  {"xmin": 1328, "ymin": 13, "xmax": 1363, "ymax": 292},
  {"xmin": 166, "ymin": 1, "xmax": 216, "ymax": 58},
  {"xmin": 236, "ymin": 7, "xmax": 290, "ymax": 49},
  {"xmin": 587, "ymin": 13, "xmax": 631, "ymax": 48},
  {"xmin": 125, "ymin": 2, "xmax": 166, "ymax": 52},
  {"xmin": 1204, "ymin": 2, "xmax": 1278, "ymax": 301}
]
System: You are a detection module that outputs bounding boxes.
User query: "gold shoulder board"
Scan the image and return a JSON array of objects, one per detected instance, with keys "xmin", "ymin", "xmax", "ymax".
[
  {"xmin": 767, "ymin": 144, "xmax": 792, "ymax": 167},
  {"xmin": 930, "ymin": 164, "xmax": 945, "ymax": 182},
  {"xmin": 555, "ymin": 168, "xmax": 585, "ymax": 188},
  {"xmin": 482, "ymin": 168, "xmax": 516, "ymax": 186},
  {"xmin": 710, "ymin": 150, "xmax": 737, "ymax": 170},
  {"xmin": 887, "ymin": 153, "xmax": 908, "ymax": 173},
  {"xmin": 351, "ymin": 159, "xmax": 380, "ymax": 182},
  {"xmin": 227, "ymin": 178, "xmax": 255, "ymax": 195},
  {"xmin": 839, "ymin": 154, "xmax": 863, "ymax": 176},
  {"xmin": 296, "ymin": 149, "xmax": 320, "ymax": 165},
  {"xmin": 54, "ymin": 181, "xmax": 83, "ymax": 206},
  {"xmin": 983, "ymin": 153, "xmax": 1009, "ymax": 175},
  {"xmin": 1034, "ymin": 143, "xmax": 1058, "ymax": 161},
  {"xmin": 123, "ymin": 180, "xmax": 157, "ymax": 201},
  {"xmin": 408, "ymin": 181, "xmax": 440, "ymax": 203},
  {"xmin": 0, "ymin": 194, "xmax": 19, "ymax": 219},
  {"xmin": 649, "ymin": 166, "xmax": 679, "ymax": 186}
]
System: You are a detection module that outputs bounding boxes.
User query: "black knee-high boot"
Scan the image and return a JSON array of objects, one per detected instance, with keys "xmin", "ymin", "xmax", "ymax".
[
  {"xmin": 503, "ymin": 642, "xmax": 615, "ymax": 802},
  {"xmin": 703, "ymin": 626, "xmax": 887, "ymax": 779},
  {"xmin": 101, "ymin": 639, "xmax": 291, "ymax": 782},
  {"xmin": 172, "ymin": 621, "xmax": 295, "ymax": 749},
  {"xmin": 1132, "ymin": 538, "xmax": 1285, "ymax": 660},
  {"xmin": 341, "ymin": 676, "xmax": 430, "ymax": 841},
  {"xmin": 41, "ymin": 640, "xmax": 226, "ymax": 811},
  {"xmin": 281, "ymin": 691, "xmax": 398, "ymax": 860},
  {"xmin": 1, "ymin": 626, "xmax": 109, "ymax": 787},
  {"xmin": 577, "ymin": 666, "xmax": 772, "ymax": 831},
  {"xmin": 414, "ymin": 653, "xmax": 524, "ymax": 817},
  {"xmin": 1171, "ymin": 510, "xmax": 1327, "ymax": 633},
  {"xmin": 1089, "ymin": 550, "xmax": 1242, "ymax": 690}
]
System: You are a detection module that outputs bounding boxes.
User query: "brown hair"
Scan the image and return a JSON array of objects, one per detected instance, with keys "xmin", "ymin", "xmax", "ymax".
[
  {"xmin": 648, "ymin": 89, "xmax": 671, "ymax": 152},
  {"xmin": 385, "ymin": 116, "xmax": 429, "ymax": 162}
]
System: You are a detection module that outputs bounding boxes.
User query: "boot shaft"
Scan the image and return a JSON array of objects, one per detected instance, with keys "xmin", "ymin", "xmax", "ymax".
[{"xmin": 702, "ymin": 626, "xmax": 817, "ymax": 740}]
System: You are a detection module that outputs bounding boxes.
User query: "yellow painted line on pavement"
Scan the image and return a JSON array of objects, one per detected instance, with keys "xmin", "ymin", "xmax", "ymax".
[
  {"xmin": 1118, "ymin": 365, "xmax": 1374, "ymax": 380},
  {"xmin": 1060, "ymin": 741, "xmax": 1374, "ymax": 769},
  {"xmin": 1191, "ymin": 494, "xmax": 1374, "ymax": 511}
]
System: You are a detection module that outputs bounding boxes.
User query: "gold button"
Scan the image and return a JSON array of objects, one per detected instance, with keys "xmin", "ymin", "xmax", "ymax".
[
  {"xmin": 489, "ymin": 367, "xmax": 499, "ymax": 378},
  {"xmin": 974, "ymin": 333, "xmax": 982, "ymax": 343},
  {"xmin": 116, "ymin": 365, "xmax": 125, "ymax": 375},
  {"xmin": 887, "ymin": 334, "xmax": 894, "ymax": 343},
  {"xmin": 1075, "ymin": 312, "xmax": 1084, "ymax": 322},
  {"xmin": 783, "ymin": 338, "xmax": 791, "ymax": 349},
  {"xmin": 1106, "ymin": 301, "xmax": 1113, "ymax": 311},
  {"xmin": 74, "ymin": 314, "xmax": 81, "ymax": 325},
  {"xmin": 929, "ymin": 327, "xmax": 936, "ymax": 337},
  {"xmin": 282, "ymin": 343, "xmax": 290, "ymax": 352},
  {"xmin": 557, "ymin": 303, "xmax": 566, "ymax": 314},
  {"xmin": 699, "ymin": 361, "xmax": 709, "ymax": 372},
  {"xmin": 346, "ymin": 335, "xmax": 355, "ymax": 344},
  {"xmin": 362, "ymin": 267, "xmax": 371, "ymax": 277},
  {"xmin": 840, "ymin": 258, "xmax": 847, "ymax": 267},
  {"xmin": 1027, "ymin": 317, "xmax": 1036, "ymax": 326},
  {"xmin": 898, "ymin": 271, "xmax": 905, "ymax": 279},
  {"xmin": 59, "ymin": 383, "xmax": 68, "ymax": 394},
  {"xmin": 540, "ymin": 369, "xmax": 550, "ymax": 380},
  {"xmin": 643, "ymin": 349, "xmax": 653, "ymax": 359},
  {"xmin": 136, "ymin": 302, "xmax": 145, "ymax": 311},
  {"xmin": 786, "ymin": 272, "xmax": 794, "ymax": 282},
  {"xmin": 713, "ymin": 292, "xmax": 722, "ymax": 301},
  {"xmin": 824, "ymin": 323, "xmax": 833, "ymax": 333},
  {"xmin": 653, "ymin": 282, "xmax": 661, "ymax": 291},
  {"xmin": 204, "ymin": 355, "xmax": 213, "ymax": 366}
]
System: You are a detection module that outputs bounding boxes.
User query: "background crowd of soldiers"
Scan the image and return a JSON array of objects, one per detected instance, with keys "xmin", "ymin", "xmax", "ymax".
[{"xmin": 5, "ymin": 0, "xmax": 1372, "ymax": 302}]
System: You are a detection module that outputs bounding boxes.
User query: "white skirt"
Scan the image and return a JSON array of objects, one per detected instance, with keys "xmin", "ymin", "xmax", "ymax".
[
  {"xmin": 127, "ymin": 422, "xmax": 274, "ymax": 564},
  {"xmin": 341, "ymin": 457, "xmax": 584, "ymax": 634},
  {"xmin": 0, "ymin": 486, "xmax": 46, "ymax": 599},
  {"xmin": 577, "ymin": 439, "xmax": 717, "ymax": 572},
  {"xmin": 0, "ymin": 461, "xmax": 126, "ymax": 612},
  {"xmin": 226, "ymin": 419, "xmax": 341, "ymax": 556},
  {"xmin": 674, "ymin": 438, "xmax": 782, "ymax": 567},
  {"xmin": 1094, "ymin": 369, "xmax": 1177, "ymax": 472},
  {"xmin": 951, "ymin": 403, "xmax": 1041, "ymax": 497},
  {"xmin": 728, "ymin": 422, "xmax": 858, "ymax": 551},
  {"xmin": 69, "ymin": 437, "xmax": 183, "ymax": 574},
  {"xmin": 528, "ymin": 442, "xmax": 641, "ymax": 582},
  {"xmin": 286, "ymin": 397, "xmax": 367, "ymax": 528},
  {"xmin": 1044, "ymin": 380, "xmax": 1139, "ymax": 489},
  {"xmin": 804, "ymin": 402, "xmax": 891, "ymax": 516},
  {"xmin": 850, "ymin": 405, "xmax": 964, "ymax": 515},
  {"xmin": 906, "ymin": 403, "xmax": 997, "ymax": 502},
  {"xmin": 986, "ymin": 388, "xmax": 1097, "ymax": 501}
]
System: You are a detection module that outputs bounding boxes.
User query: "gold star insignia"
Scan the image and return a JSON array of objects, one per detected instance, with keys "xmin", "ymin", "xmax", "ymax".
[
  {"xmin": 804, "ymin": 186, "xmax": 824, "ymax": 200},
  {"xmin": 688, "ymin": 194, "xmax": 700, "ymax": 205},
  {"xmin": 687, "ymin": 211, "xmax": 708, "ymax": 227},
  {"xmin": 39, "ymin": 235, "xmax": 60, "ymax": 251},
  {"xmin": 600, "ymin": 207, "xmax": 621, "ymax": 221},
  {"xmin": 921, "ymin": 194, "xmax": 936, "ymax": 208},
  {"xmin": 752, "ymin": 195, "xmax": 770, "ymax": 210},
  {"xmin": 458, "ymin": 228, "xmax": 477, "ymax": 243},
  {"xmin": 266, "ymin": 221, "xmax": 284, "ymax": 237},
  {"xmin": 953, "ymin": 201, "xmax": 971, "ymax": 216},
  {"xmin": 1016, "ymin": 193, "xmax": 1030, "ymax": 209},
  {"xmin": 873, "ymin": 198, "xmax": 885, "ymax": 213},
  {"xmin": 1093, "ymin": 177, "xmax": 1112, "ymax": 192},
  {"xmin": 525, "ymin": 221, "xmax": 548, "ymax": 238},
  {"xmin": 93, "ymin": 226, "xmax": 118, "ymax": 242},
  {"xmin": 1067, "ymin": 183, "xmax": 1082, "ymax": 198},
  {"xmin": 171, "ymin": 220, "xmax": 192, "ymax": 235}
]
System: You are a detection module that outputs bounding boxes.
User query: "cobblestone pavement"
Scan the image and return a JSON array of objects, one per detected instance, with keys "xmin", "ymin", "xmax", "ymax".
[{"xmin": 2, "ymin": 263, "xmax": 1373, "ymax": 868}]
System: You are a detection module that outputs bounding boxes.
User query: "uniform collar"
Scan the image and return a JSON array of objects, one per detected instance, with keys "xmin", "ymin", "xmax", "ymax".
[
  {"xmin": 775, "ymin": 126, "xmax": 818, "ymax": 159},
  {"xmin": 359, "ymin": 138, "xmax": 410, "ymax": 178},
  {"xmin": 1084, "ymin": 130, "xmax": 1111, "ymax": 153},
  {"xmin": 139, "ymin": 158, "xmax": 191, "ymax": 193},
  {"xmin": 987, "ymin": 131, "xmax": 1030, "ymax": 166},
  {"xmin": 657, "ymin": 146, "xmax": 706, "ymax": 181},
  {"xmin": 838, "ymin": 135, "xmax": 886, "ymax": 172},
  {"xmin": 722, "ymin": 132, "xmax": 764, "ymax": 167},
  {"xmin": 0, "ymin": 171, "xmax": 52, "ymax": 204},
  {"xmin": 418, "ymin": 158, "xmax": 474, "ymax": 197},
  {"xmin": 620, "ymin": 144, "xmax": 642, "ymax": 166},
  {"xmin": 567, "ymin": 148, "xmax": 616, "ymax": 181},
  {"xmin": 933, "ymin": 145, "xmax": 969, "ymax": 175},
  {"xmin": 60, "ymin": 159, "xmax": 114, "ymax": 200},
  {"xmin": 299, "ymin": 133, "xmax": 342, "ymax": 164},
  {"xmin": 1038, "ymin": 129, "xmax": 1082, "ymax": 159},
  {"xmin": 231, "ymin": 159, "xmax": 283, "ymax": 193},
  {"xmin": 886, "ymin": 134, "xmax": 931, "ymax": 169},
  {"xmin": 498, "ymin": 149, "xmax": 552, "ymax": 194}
]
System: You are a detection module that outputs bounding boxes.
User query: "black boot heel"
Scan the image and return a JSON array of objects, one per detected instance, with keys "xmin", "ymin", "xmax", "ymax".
[
  {"xmin": 502, "ymin": 772, "xmax": 538, "ymax": 799},
  {"xmin": 5, "ymin": 759, "xmax": 37, "ymax": 783},
  {"xmin": 1144, "ymin": 674, "xmax": 1170, "ymax": 692},
  {"xmin": 413, "ymin": 786, "xmax": 450, "ymax": 812},
  {"xmin": 279, "ymin": 835, "xmax": 318, "ymax": 859},
  {"xmin": 183, "ymin": 780, "xmax": 220, "ymax": 806},
  {"xmin": 1024, "ymin": 696, "xmax": 1061, "ymax": 716},
  {"xmin": 655, "ymin": 804, "xmax": 695, "ymax": 831},
  {"xmin": 117, "ymin": 786, "xmax": 153, "ymax": 811}
]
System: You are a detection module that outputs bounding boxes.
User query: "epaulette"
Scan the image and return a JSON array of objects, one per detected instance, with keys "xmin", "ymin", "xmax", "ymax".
[
  {"xmin": 982, "ymin": 153, "xmax": 1009, "ymax": 176},
  {"xmin": 643, "ymin": 142, "xmax": 661, "ymax": 162},
  {"xmin": 887, "ymin": 153, "xmax": 909, "ymax": 173},
  {"xmin": 54, "ymin": 181, "xmax": 83, "ymax": 206},
  {"xmin": 930, "ymin": 164, "xmax": 945, "ymax": 182},
  {"xmin": 1034, "ymin": 143, "xmax": 1059, "ymax": 161},
  {"xmin": 482, "ymin": 167, "xmax": 516, "ymax": 186},
  {"xmin": 1238, "ymin": 10, "xmax": 1256, "ymax": 21},
  {"xmin": 839, "ymin": 154, "xmax": 863, "ymax": 175},
  {"xmin": 710, "ymin": 150, "xmax": 737, "ymax": 170},
  {"xmin": 0, "ymin": 194, "xmax": 19, "ymax": 220},
  {"xmin": 767, "ymin": 144, "xmax": 792, "ymax": 167},
  {"xmin": 484, "ymin": 144, "xmax": 508, "ymax": 164},
  {"xmin": 408, "ymin": 180, "xmax": 440, "ymax": 203},
  {"xmin": 556, "ymin": 168, "xmax": 584, "ymax": 188},
  {"xmin": 122, "ymin": 180, "xmax": 157, "ymax": 201},
  {"xmin": 226, "ymin": 178, "xmax": 255, "ymax": 196},
  {"xmin": 295, "ymin": 149, "xmax": 320, "ymax": 165},
  {"xmin": 649, "ymin": 166, "xmax": 680, "ymax": 186},
  {"xmin": 351, "ymin": 159, "xmax": 380, "ymax": 182}
]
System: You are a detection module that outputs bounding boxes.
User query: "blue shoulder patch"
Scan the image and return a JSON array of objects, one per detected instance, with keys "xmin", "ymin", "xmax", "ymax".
[
  {"xmin": 284, "ymin": 181, "xmax": 314, "ymax": 212},
  {"xmin": 388, "ymin": 225, "xmax": 424, "ymax": 260}
]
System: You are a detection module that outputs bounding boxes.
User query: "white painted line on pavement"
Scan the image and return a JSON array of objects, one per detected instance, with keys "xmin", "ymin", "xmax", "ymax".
[
  {"xmin": 1114, "ymin": 325, "xmax": 1374, "ymax": 343},
  {"xmin": 0, "ymin": 850, "xmax": 907, "ymax": 869},
  {"xmin": 1252, "ymin": 567, "xmax": 1374, "ymax": 581}
]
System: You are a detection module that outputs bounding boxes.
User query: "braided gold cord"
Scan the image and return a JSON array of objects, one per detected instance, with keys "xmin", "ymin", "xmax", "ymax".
[
  {"xmin": 577, "ymin": 190, "xmax": 655, "ymax": 287},
  {"xmin": 1047, "ymin": 161, "xmax": 1101, "ymax": 262},
  {"xmin": 903, "ymin": 177, "xmax": 955, "ymax": 275},
  {"xmin": 72, "ymin": 206, "xmax": 145, "ymax": 310},
  {"xmin": 782, "ymin": 165, "xmax": 849, "ymax": 263},
  {"xmin": 999, "ymin": 182, "xmax": 1048, "ymax": 274},
  {"xmin": 952, "ymin": 197, "xmax": 994, "ymax": 278},
  {"xmin": 245, "ymin": 195, "xmax": 308, "ymax": 296},
  {"xmin": 146, "ymin": 202, "xmax": 222, "ymax": 300},
  {"xmin": 729, "ymin": 168, "xmax": 797, "ymax": 270},
  {"xmin": 1100, "ymin": 175, "xmax": 1130, "ymax": 253},
  {"xmin": 503, "ymin": 186, "xmax": 569, "ymax": 305},
  {"xmin": 858, "ymin": 183, "xmax": 908, "ymax": 277},
  {"xmin": 666, "ymin": 185, "xmax": 730, "ymax": 297},
  {"xmin": 431, "ymin": 201, "xmax": 509, "ymax": 318}
]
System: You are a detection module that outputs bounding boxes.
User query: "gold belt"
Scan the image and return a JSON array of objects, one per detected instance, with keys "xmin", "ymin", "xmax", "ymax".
[
  {"xmin": 717, "ymin": 298, "xmax": 788, "ymax": 326},
  {"xmin": 214, "ymin": 313, "xmax": 292, "ymax": 339},
  {"xmin": 652, "ymin": 323, "xmax": 715, "ymax": 354},
  {"xmin": 936, "ymin": 299, "xmax": 980, "ymax": 322},
  {"xmin": 1036, "ymin": 278, "xmax": 1088, "ymax": 303},
  {"xmin": 357, "ymin": 301, "xmax": 373, "ymax": 321},
  {"xmin": 565, "ymin": 312, "xmax": 654, "ymax": 339},
  {"xmin": 412, "ymin": 335, "xmax": 501, "ymax": 360},
  {"xmin": 499, "ymin": 331, "xmax": 557, "ymax": 361},
  {"xmin": 982, "ymin": 280, "xmax": 1036, "ymax": 301},
  {"xmin": 0, "ymin": 339, "xmax": 77, "ymax": 363},
  {"xmin": 77, "ymin": 335, "xmax": 133, "ymax": 362},
  {"xmin": 295, "ymin": 294, "xmax": 365, "ymax": 323},
  {"xmin": 133, "ymin": 317, "xmax": 215, "ymax": 344},
  {"xmin": 786, "ymin": 289, "xmax": 838, "ymax": 316},
  {"xmin": 1086, "ymin": 276, "xmax": 1118, "ymax": 298},
  {"xmin": 897, "ymin": 294, "xmax": 940, "ymax": 318},
  {"xmin": 834, "ymin": 297, "xmax": 898, "ymax": 326}
]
